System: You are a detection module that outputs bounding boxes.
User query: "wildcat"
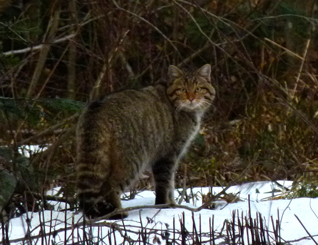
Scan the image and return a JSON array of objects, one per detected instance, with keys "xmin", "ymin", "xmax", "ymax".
[{"xmin": 76, "ymin": 64, "xmax": 215, "ymax": 219}]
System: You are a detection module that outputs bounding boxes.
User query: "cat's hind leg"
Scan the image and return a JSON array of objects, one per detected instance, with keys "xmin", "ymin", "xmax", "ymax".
[
  {"xmin": 78, "ymin": 185, "xmax": 128, "ymax": 219},
  {"xmin": 152, "ymin": 157, "xmax": 177, "ymax": 205},
  {"xmin": 99, "ymin": 182, "xmax": 129, "ymax": 219}
]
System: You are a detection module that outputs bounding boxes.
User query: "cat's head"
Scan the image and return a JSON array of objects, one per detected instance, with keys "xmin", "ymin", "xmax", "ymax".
[{"xmin": 167, "ymin": 64, "xmax": 215, "ymax": 113}]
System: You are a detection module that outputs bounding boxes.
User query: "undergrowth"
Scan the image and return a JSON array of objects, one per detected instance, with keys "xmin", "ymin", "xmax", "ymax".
[{"xmin": 1, "ymin": 2, "xmax": 318, "ymax": 242}]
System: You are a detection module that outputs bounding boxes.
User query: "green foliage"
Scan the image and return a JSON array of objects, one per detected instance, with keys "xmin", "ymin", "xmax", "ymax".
[
  {"xmin": 0, "ymin": 55, "xmax": 21, "ymax": 68},
  {"xmin": 277, "ymin": 2, "xmax": 306, "ymax": 16},
  {"xmin": 185, "ymin": 13, "xmax": 212, "ymax": 45},
  {"xmin": 287, "ymin": 180, "xmax": 318, "ymax": 198},
  {"xmin": 0, "ymin": 14, "xmax": 42, "ymax": 49},
  {"xmin": 0, "ymin": 147, "xmax": 37, "ymax": 190},
  {"xmin": 0, "ymin": 147, "xmax": 39, "ymax": 214},
  {"xmin": 0, "ymin": 98, "xmax": 24, "ymax": 120},
  {"xmin": 40, "ymin": 98, "xmax": 84, "ymax": 118},
  {"xmin": 0, "ymin": 97, "xmax": 84, "ymax": 127},
  {"xmin": 0, "ymin": 170, "xmax": 16, "ymax": 211}
]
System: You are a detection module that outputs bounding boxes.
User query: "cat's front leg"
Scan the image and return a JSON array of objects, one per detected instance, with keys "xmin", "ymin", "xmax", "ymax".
[{"xmin": 152, "ymin": 157, "xmax": 177, "ymax": 205}]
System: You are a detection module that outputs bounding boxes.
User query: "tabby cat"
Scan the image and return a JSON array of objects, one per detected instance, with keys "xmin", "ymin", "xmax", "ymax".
[{"xmin": 76, "ymin": 64, "xmax": 215, "ymax": 219}]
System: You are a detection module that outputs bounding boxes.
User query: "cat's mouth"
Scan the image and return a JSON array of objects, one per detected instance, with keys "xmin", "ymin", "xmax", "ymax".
[{"xmin": 181, "ymin": 100, "xmax": 206, "ymax": 110}]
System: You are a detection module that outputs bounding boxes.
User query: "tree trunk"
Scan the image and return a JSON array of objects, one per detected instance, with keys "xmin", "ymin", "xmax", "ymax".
[{"xmin": 26, "ymin": 0, "xmax": 61, "ymax": 99}]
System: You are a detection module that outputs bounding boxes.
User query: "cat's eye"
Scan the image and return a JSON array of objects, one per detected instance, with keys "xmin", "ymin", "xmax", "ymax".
[
  {"xmin": 195, "ymin": 87, "xmax": 201, "ymax": 92},
  {"xmin": 175, "ymin": 88, "xmax": 186, "ymax": 95},
  {"xmin": 180, "ymin": 88, "xmax": 186, "ymax": 93}
]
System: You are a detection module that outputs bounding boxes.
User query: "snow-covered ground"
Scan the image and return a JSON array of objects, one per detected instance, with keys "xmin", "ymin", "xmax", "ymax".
[
  {"xmin": 2, "ymin": 146, "xmax": 317, "ymax": 244},
  {"xmin": 1, "ymin": 180, "xmax": 318, "ymax": 244}
]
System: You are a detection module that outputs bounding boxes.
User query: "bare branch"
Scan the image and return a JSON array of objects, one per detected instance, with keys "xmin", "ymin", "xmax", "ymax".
[
  {"xmin": 18, "ymin": 113, "xmax": 79, "ymax": 146},
  {"xmin": 2, "ymin": 34, "xmax": 76, "ymax": 56},
  {"xmin": 111, "ymin": 0, "xmax": 181, "ymax": 57},
  {"xmin": 1, "ymin": 13, "xmax": 100, "ymax": 56},
  {"xmin": 89, "ymin": 30, "xmax": 130, "ymax": 100}
]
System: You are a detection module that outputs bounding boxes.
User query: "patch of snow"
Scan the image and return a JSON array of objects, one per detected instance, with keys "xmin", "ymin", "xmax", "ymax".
[
  {"xmin": 1, "ymin": 181, "xmax": 317, "ymax": 244},
  {"xmin": 18, "ymin": 145, "xmax": 48, "ymax": 158}
]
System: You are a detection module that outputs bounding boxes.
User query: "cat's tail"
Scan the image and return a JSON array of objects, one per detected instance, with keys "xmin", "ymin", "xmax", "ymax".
[
  {"xmin": 76, "ymin": 147, "xmax": 110, "ymax": 218},
  {"xmin": 76, "ymin": 101, "xmax": 127, "ymax": 219},
  {"xmin": 76, "ymin": 150, "xmax": 127, "ymax": 219},
  {"xmin": 75, "ymin": 99, "xmax": 114, "ymax": 217},
  {"xmin": 76, "ymin": 116, "xmax": 113, "ymax": 218}
]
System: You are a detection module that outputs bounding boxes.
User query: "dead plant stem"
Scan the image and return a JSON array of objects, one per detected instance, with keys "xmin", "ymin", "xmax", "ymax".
[
  {"xmin": 291, "ymin": 39, "xmax": 311, "ymax": 100},
  {"xmin": 294, "ymin": 214, "xmax": 318, "ymax": 245}
]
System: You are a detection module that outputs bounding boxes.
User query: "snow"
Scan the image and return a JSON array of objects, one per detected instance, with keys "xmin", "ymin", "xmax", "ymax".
[
  {"xmin": 2, "ymin": 146, "xmax": 316, "ymax": 244},
  {"xmin": 1, "ymin": 180, "xmax": 318, "ymax": 244},
  {"xmin": 18, "ymin": 145, "xmax": 48, "ymax": 158}
]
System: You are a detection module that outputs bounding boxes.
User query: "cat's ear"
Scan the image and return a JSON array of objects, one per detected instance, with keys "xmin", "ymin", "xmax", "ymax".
[
  {"xmin": 168, "ymin": 65, "xmax": 183, "ymax": 79},
  {"xmin": 197, "ymin": 64, "xmax": 211, "ymax": 81}
]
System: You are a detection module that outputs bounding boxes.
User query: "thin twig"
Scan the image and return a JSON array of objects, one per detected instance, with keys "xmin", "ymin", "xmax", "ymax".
[
  {"xmin": 32, "ymin": 126, "xmax": 76, "ymax": 168},
  {"xmin": 172, "ymin": 0, "xmax": 218, "ymax": 48},
  {"xmin": 291, "ymin": 39, "xmax": 311, "ymax": 99},
  {"xmin": 177, "ymin": 30, "xmax": 214, "ymax": 67},
  {"xmin": 294, "ymin": 214, "xmax": 318, "ymax": 245},
  {"xmin": 91, "ymin": 186, "xmax": 232, "ymax": 222},
  {"xmin": 89, "ymin": 30, "xmax": 130, "ymax": 100},
  {"xmin": 2, "ymin": 13, "xmax": 102, "ymax": 56},
  {"xmin": 111, "ymin": 0, "xmax": 181, "ymax": 57},
  {"xmin": 2, "ymin": 34, "xmax": 76, "ymax": 56},
  {"xmin": 264, "ymin": 38, "xmax": 304, "ymax": 60},
  {"xmin": 18, "ymin": 113, "xmax": 79, "ymax": 146}
]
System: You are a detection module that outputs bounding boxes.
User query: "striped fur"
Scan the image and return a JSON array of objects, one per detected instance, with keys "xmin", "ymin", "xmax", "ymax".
[{"xmin": 76, "ymin": 64, "xmax": 215, "ymax": 219}]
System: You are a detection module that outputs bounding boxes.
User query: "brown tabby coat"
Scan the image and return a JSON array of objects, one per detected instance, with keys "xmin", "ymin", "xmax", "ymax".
[{"xmin": 76, "ymin": 64, "xmax": 215, "ymax": 219}]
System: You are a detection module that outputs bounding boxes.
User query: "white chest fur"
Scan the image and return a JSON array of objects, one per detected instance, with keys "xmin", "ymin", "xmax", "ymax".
[{"xmin": 178, "ymin": 115, "xmax": 201, "ymax": 160}]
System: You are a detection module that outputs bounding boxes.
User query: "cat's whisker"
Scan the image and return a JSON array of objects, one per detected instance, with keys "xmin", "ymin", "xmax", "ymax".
[
  {"xmin": 176, "ymin": 104, "xmax": 185, "ymax": 113},
  {"xmin": 203, "ymin": 101, "xmax": 213, "ymax": 107}
]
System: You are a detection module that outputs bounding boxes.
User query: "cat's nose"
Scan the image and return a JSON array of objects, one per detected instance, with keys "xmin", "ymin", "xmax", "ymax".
[{"xmin": 187, "ymin": 93, "xmax": 195, "ymax": 102}]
